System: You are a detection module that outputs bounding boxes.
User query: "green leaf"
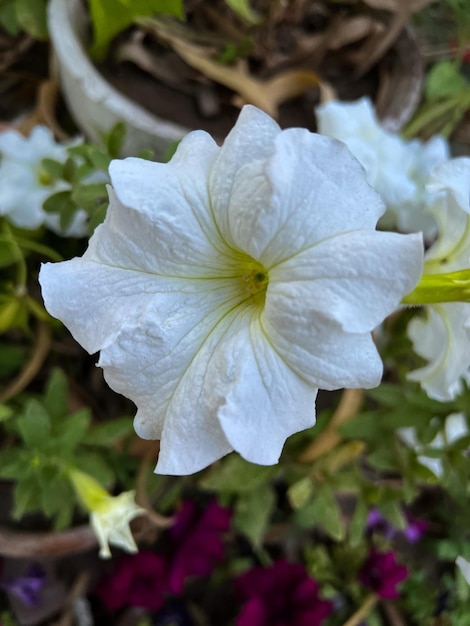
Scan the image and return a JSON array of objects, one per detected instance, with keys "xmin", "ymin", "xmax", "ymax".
[
  {"xmin": 17, "ymin": 400, "xmax": 51, "ymax": 449},
  {"xmin": 0, "ymin": 2, "xmax": 21, "ymax": 36},
  {"xmin": 225, "ymin": 0, "xmax": 260, "ymax": 24},
  {"xmin": 287, "ymin": 477, "xmax": 314, "ymax": 510},
  {"xmin": 63, "ymin": 157, "xmax": 79, "ymax": 184},
  {"xmin": 85, "ymin": 147, "xmax": 112, "ymax": 170},
  {"xmin": 234, "ymin": 485, "xmax": 275, "ymax": 547},
  {"xmin": 105, "ymin": 122, "xmax": 126, "ymax": 158},
  {"xmin": 377, "ymin": 498, "xmax": 406, "ymax": 530},
  {"xmin": 0, "ymin": 298, "xmax": 23, "ymax": 333},
  {"xmin": 15, "ymin": 0, "xmax": 48, "ymax": 39},
  {"xmin": 40, "ymin": 158, "xmax": 64, "ymax": 180},
  {"xmin": 0, "ymin": 240, "xmax": 21, "ymax": 269},
  {"xmin": 54, "ymin": 409, "xmax": 91, "ymax": 451},
  {"xmin": 43, "ymin": 369, "xmax": 69, "ymax": 421},
  {"xmin": 88, "ymin": 0, "xmax": 184, "ymax": 60},
  {"xmin": 83, "ymin": 417, "xmax": 134, "ymax": 446},
  {"xmin": 426, "ymin": 61, "xmax": 469, "ymax": 101},
  {"xmin": 0, "ymin": 404, "xmax": 13, "ymax": 423},
  {"xmin": 296, "ymin": 487, "xmax": 345, "ymax": 541},
  {"xmin": 40, "ymin": 475, "xmax": 74, "ymax": 523},
  {"xmin": 71, "ymin": 183, "xmax": 108, "ymax": 212},
  {"xmin": 42, "ymin": 190, "xmax": 74, "ymax": 215},
  {"xmin": 13, "ymin": 477, "xmax": 41, "ymax": 519},
  {"xmin": 200, "ymin": 454, "xmax": 277, "ymax": 494},
  {"xmin": 349, "ymin": 496, "xmax": 368, "ymax": 547},
  {"xmin": 76, "ymin": 451, "xmax": 114, "ymax": 488}
]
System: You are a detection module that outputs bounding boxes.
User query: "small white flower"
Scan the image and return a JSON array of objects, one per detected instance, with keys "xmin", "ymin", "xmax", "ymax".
[
  {"xmin": 40, "ymin": 106, "xmax": 423, "ymax": 475},
  {"xmin": 400, "ymin": 413, "xmax": 468, "ymax": 477},
  {"xmin": 315, "ymin": 97, "xmax": 449, "ymax": 239},
  {"xmin": 68, "ymin": 469, "xmax": 145, "ymax": 559},
  {"xmin": 0, "ymin": 125, "xmax": 87, "ymax": 236},
  {"xmin": 407, "ymin": 158, "xmax": 470, "ymax": 401}
]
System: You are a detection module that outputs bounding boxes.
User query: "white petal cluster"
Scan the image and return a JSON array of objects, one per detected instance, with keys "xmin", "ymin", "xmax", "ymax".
[
  {"xmin": 0, "ymin": 126, "xmax": 87, "ymax": 236},
  {"xmin": 39, "ymin": 106, "xmax": 423, "ymax": 475},
  {"xmin": 407, "ymin": 159, "xmax": 470, "ymax": 401},
  {"xmin": 315, "ymin": 97, "xmax": 449, "ymax": 239}
]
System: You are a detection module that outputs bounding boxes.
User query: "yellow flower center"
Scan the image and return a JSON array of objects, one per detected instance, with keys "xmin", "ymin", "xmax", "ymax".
[{"xmin": 239, "ymin": 259, "xmax": 269, "ymax": 307}]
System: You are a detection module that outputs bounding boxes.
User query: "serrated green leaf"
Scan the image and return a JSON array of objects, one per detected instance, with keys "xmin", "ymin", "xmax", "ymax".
[
  {"xmin": 83, "ymin": 417, "xmax": 134, "ymax": 446},
  {"xmin": 234, "ymin": 485, "xmax": 275, "ymax": 547},
  {"xmin": 17, "ymin": 400, "xmax": 51, "ymax": 449},
  {"xmin": 200, "ymin": 454, "xmax": 276, "ymax": 494}
]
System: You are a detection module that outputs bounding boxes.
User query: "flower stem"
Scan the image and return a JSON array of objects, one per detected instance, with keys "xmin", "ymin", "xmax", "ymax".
[
  {"xmin": 298, "ymin": 388, "xmax": 363, "ymax": 463},
  {"xmin": 0, "ymin": 320, "xmax": 51, "ymax": 403},
  {"xmin": 342, "ymin": 595, "xmax": 378, "ymax": 626}
]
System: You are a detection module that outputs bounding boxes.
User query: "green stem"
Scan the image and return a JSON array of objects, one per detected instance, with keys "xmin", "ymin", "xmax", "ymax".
[
  {"xmin": 402, "ymin": 270, "xmax": 470, "ymax": 305},
  {"xmin": 342, "ymin": 595, "xmax": 378, "ymax": 626},
  {"xmin": 15, "ymin": 237, "xmax": 63, "ymax": 262}
]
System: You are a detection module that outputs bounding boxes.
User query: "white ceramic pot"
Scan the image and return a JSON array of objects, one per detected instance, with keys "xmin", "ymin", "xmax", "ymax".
[
  {"xmin": 48, "ymin": 0, "xmax": 189, "ymax": 158},
  {"xmin": 48, "ymin": 0, "xmax": 423, "ymax": 157}
]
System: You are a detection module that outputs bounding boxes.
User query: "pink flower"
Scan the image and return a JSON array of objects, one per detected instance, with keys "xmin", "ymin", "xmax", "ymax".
[
  {"xmin": 359, "ymin": 550, "xmax": 408, "ymax": 599},
  {"xmin": 236, "ymin": 560, "xmax": 332, "ymax": 626},
  {"xmin": 169, "ymin": 499, "xmax": 232, "ymax": 594},
  {"xmin": 95, "ymin": 551, "xmax": 168, "ymax": 612}
]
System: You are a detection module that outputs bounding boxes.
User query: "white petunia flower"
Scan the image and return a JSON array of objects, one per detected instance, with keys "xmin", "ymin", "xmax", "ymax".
[
  {"xmin": 315, "ymin": 97, "xmax": 449, "ymax": 239},
  {"xmin": 407, "ymin": 158, "xmax": 470, "ymax": 401},
  {"xmin": 0, "ymin": 125, "xmax": 87, "ymax": 236},
  {"xmin": 400, "ymin": 412, "xmax": 468, "ymax": 477},
  {"xmin": 39, "ymin": 106, "xmax": 423, "ymax": 475},
  {"xmin": 68, "ymin": 469, "xmax": 145, "ymax": 559}
]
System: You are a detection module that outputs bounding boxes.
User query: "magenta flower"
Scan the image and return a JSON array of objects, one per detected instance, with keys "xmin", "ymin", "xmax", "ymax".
[
  {"xmin": 359, "ymin": 550, "xmax": 408, "ymax": 599},
  {"xmin": 236, "ymin": 559, "xmax": 333, "ymax": 626},
  {"xmin": 169, "ymin": 499, "xmax": 232, "ymax": 594},
  {"xmin": 95, "ymin": 551, "xmax": 168, "ymax": 612}
]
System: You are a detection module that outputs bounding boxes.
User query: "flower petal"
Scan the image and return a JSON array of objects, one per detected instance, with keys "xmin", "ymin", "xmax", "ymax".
[
  {"xmin": 108, "ymin": 132, "xmax": 230, "ymax": 277},
  {"xmin": 269, "ymin": 230, "xmax": 423, "ymax": 333},
  {"xmin": 218, "ymin": 127, "xmax": 386, "ymax": 266},
  {"xmin": 427, "ymin": 157, "xmax": 470, "ymax": 214},
  {"xmin": 407, "ymin": 303, "xmax": 470, "ymax": 401},
  {"xmin": 213, "ymin": 315, "xmax": 317, "ymax": 465}
]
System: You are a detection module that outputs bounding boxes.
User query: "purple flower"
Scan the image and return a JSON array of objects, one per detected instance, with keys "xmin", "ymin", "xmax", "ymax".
[
  {"xmin": 359, "ymin": 550, "xmax": 408, "ymax": 599},
  {"xmin": 96, "ymin": 552, "xmax": 168, "ymax": 612},
  {"xmin": 366, "ymin": 508, "xmax": 427, "ymax": 544},
  {"xmin": 168, "ymin": 499, "xmax": 232, "ymax": 594},
  {"xmin": 236, "ymin": 559, "xmax": 333, "ymax": 626},
  {"xmin": 0, "ymin": 563, "xmax": 46, "ymax": 607}
]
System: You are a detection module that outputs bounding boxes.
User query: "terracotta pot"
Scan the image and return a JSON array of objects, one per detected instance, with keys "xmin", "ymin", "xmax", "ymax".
[{"xmin": 48, "ymin": 0, "xmax": 423, "ymax": 158}]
